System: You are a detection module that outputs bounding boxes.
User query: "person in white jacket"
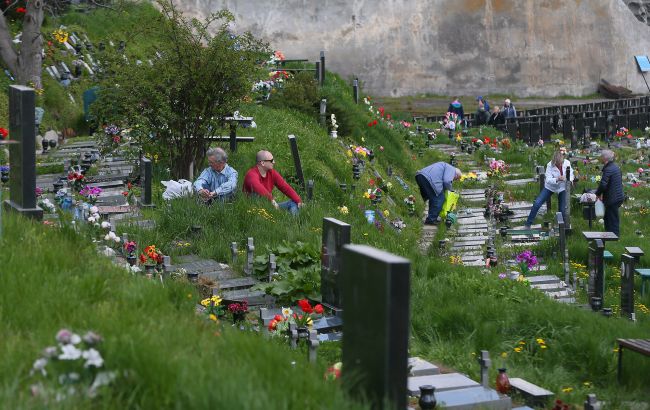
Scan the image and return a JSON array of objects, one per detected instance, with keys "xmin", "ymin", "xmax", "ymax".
[{"xmin": 525, "ymin": 150, "xmax": 574, "ymax": 228}]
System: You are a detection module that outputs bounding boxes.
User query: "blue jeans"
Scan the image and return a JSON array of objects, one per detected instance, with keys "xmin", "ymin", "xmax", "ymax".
[
  {"xmin": 278, "ymin": 200, "xmax": 299, "ymax": 215},
  {"xmin": 416, "ymin": 174, "xmax": 445, "ymax": 223},
  {"xmin": 526, "ymin": 188, "xmax": 566, "ymax": 226}
]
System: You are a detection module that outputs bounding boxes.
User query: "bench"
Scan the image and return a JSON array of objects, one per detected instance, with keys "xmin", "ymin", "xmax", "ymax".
[
  {"xmin": 617, "ymin": 339, "xmax": 650, "ymax": 382},
  {"xmin": 509, "ymin": 377, "xmax": 554, "ymax": 407}
]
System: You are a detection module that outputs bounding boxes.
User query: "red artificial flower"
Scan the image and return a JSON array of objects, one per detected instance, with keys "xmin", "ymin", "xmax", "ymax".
[
  {"xmin": 314, "ymin": 304, "xmax": 324, "ymax": 314},
  {"xmin": 127, "ymin": 182, "xmax": 133, "ymax": 190},
  {"xmin": 369, "ymin": 178, "xmax": 375, "ymax": 186},
  {"xmin": 372, "ymin": 120, "xmax": 378, "ymax": 126},
  {"xmin": 297, "ymin": 299, "xmax": 313, "ymax": 314},
  {"xmin": 156, "ymin": 254, "xmax": 164, "ymax": 264},
  {"xmin": 368, "ymin": 122, "xmax": 373, "ymax": 127},
  {"xmin": 0, "ymin": 128, "xmax": 8, "ymax": 139},
  {"xmin": 122, "ymin": 191, "xmax": 129, "ymax": 197},
  {"xmin": 16, "ymin": 7, "xmax": 26, "ymax": 13},
  {"xmin": 386, "ymin": 114, "xmax": 391, "ymax": 120},
  {"xmin": 378, "ymin": 107, "xmax": 385, "ymax": 117},
  {"xmin": 113, "ymin": 135, "xmax": 121, "ymax": 144},
  {"xmin": 268, "ymin": 320, "xmax": 277, "ymax": 331},
  {"xmin": 139, "ymin": 254, "xmax": 147, "ymax": 263},
  {"xmin": 274, "ymin": 314, "xmax": 283, "ymax": 322}
]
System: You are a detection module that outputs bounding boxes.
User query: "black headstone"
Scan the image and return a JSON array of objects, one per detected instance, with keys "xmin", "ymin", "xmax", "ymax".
[
  {"xmin": 319, "ymin": 51, "xmax": 325, "ymax": 86},
  {"xmin": 341, "ymin": 244, "xmax": 410, "ymax": 410},
  {"xmin": 3, "ymin": 85, "xmax": 43, "ymax": 220},
  {"xmin": 140, "ymin": 157, "xmax": 153, "ymax": 207},
  {"xmin": 288, "ymin": 134, "xmax": 305, "ymax": 188},
  {"xmin": 320, "ymin": 217, "xmax": 351, "ymax": 313},
  {"xmin": 588, "ymin": 239, "xmax": 605, "ymax": 306},
  {"xmin": 353, "ymin": 78, "xmax": 359, "ymax": 104}
]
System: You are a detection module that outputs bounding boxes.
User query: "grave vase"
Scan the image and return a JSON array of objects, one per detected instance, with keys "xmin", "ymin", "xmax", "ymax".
[
  {"xmin": 418, "ymin": 385, "xmax": 437, "ymax": 410},
  {"xmin": 126, "ymin": 255, "xmax": 137, "ymax": 266},
  {"xmin": 232, "ymin": 311, "xmax": 246, "ymax": 324},
  {"xmin": 495, "ymin": 368, "xmax": 511, "ymax": 394}
]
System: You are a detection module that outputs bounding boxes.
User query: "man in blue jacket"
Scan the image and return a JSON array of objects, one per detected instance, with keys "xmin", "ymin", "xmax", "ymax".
[
  {"xmin": 415, "ymin": 162, "xmax": 462, "ymax": 225},
  {"xmin": 193, "ymin": 147, "xmax": 238, "ymax": 204},
  {"xmin": 595, "ymin": 150, "xmax": 624, "ymax": 236}
]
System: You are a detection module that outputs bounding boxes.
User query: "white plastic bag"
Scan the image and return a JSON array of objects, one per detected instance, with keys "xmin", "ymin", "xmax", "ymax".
[
  {"xmin": 595, "ymin": 199, "xmax": 605, "ymax": 217},
  {"xmin": 162, "ymin": 179, "xmax": 194, "ymax": 200}
]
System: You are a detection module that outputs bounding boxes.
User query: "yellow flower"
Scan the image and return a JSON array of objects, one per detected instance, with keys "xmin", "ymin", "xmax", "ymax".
[
  {"xmin": 209, "ymin": 314, "xmax": 217, "ymax": 322},
  {"xmin": 561, "ymin": 387, "xmax": 573, "ymax": 393},
  {"xmin": 363, "ymin": 191, "xmax": 371, "ymax": 199},
  {"xmin": 210, "ymin": 295, "xmax": 222, "ymax": 305},
  {"xmin": 361, "ymin": 137, "xmax": 365, "ymax": 142},
  {"xmin": 583, "ymin": 381, "xmax": 592, "ymax": 388},
  {"xmin": 187, "ymin": 293, "xmax": 193, "ymax": 299},
  {"xmin": 536, "ymin": 338, "xmax": 545, "ymax": 345},
  {"xmin": 346, "ymin": 150, "xmax": 353, "ymax": 158},
  {"xmin": 153, "ymin": 153, "xmax": 159, "ymax": 163},
  {"xmin": 200, "ymin": 298, "xmax": 210, "ymax": 307},
  {"xmin": 383, "ymin": 209, "xmax": 390, "ymax": 217},
  {"xmin": 338, "ymin": 206, "xmax": 349, "ymax": 214},
  {"xmin": 518, "ymin": 341, "xmax": 526, "ymax": 345},
  {"xmin": 500, "ymin": 352, "xmax": 508, "ymax": 358},
  {"xmin": 540, "ymin": 345, "xmax": 547, "ymax": 349},
  {"xmin": 513, "ymin": 347, "xmax": 523, "ymax": 353}
]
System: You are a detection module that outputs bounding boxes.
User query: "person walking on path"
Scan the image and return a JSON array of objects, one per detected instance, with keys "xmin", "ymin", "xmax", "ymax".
[
  {"xmin": 525, "ymin": 150, "xmax": 574, "ymax": 228},
  {"xmin": 595, "ymin": 149, "xmax": 624, "ymax": 236},
  {"xmin": 243, "ymin": 150, "xmax": 303, "ymax": 215},
  {"xmin": 415, "ymin": 162, "xmax": 462, "ymax": 225}
]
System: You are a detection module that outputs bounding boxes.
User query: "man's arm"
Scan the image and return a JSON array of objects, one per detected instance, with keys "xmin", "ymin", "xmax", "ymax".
[
  {"xmin": 272, "ymin": 171, "xmax": 302, "ymax": 204},
  {"xmin": 213, "ymin": 167, "xmax": 238, "ymax": 196},
  {"xmin": 595, "ymin": 167, "xmax": 611, "ymax": 197},
  {"xmin": 193, "ymin": 168, "xmax": 211, "ymax": 192}
]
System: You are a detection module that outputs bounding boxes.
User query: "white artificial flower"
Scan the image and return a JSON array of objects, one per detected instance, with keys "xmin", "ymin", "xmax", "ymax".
[
  {"xmin": 114, "ymin": 236, "xmax": 121, "ymax": 243},
  {"xmin": 88, "ymin": 216, "xmax": 96, "ymax": 223},
  {"xmin": 281, "ymin": 307, "xmax": 293, "ymax": 318},
  {"xmin": 101, "ymin": 221, "xmax": 111, "ymax": 229},
  {"xmin": 58, "ymin": 344, "xmax": 82, "ymax": 360},
  {"xmin": 42, "ymin": 346, "xmax": 58, "ymax": 358},
  {"xmin": 104, "ymin": 234, "xmax": 110, "ymax": 241},
  {"xmin": 90, "ymin": 206, "xmax": 99, "ymax": 214},
  {"xmin": 70, "ymin": 333, "xmax": 81, "ymax": 345},
  {"xmin": 82, "ymin": 348, "xmax": 104, "ymax": 368},
  {"xmin": 32, "ymin": 358, "xmax": 48, "ymax": 376}
]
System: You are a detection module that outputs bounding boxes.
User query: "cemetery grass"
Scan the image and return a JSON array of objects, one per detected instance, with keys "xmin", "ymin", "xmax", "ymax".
[{"xmin": 0, "ymin": 213, "xmax": 367, "ymax": 409}]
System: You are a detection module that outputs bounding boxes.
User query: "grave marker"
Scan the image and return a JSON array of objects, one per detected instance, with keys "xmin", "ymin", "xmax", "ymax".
[
  {"xmin": 352, "ymin": 78, "xmax": 359, "ymax": 104},
  {"xmin": 478, "ymin": 351, "xmax": 491, "ymax": 388},
  {"xmin": 319, "ymin": 51, "xmax": 325, "ymax": 86},
  {"xmin": 621, "ymin": 254, "xmax": 636, "ymax": 320},
  {"xmin": 140, "ymin": 157, "xmax": 153, "ymax": 207},
  {"xmin": 557, "ymin": 212, "xmax": 569, "ymax": 286},
  {"xmin": 244, "ymin": 237, "xmax": 254, "ymax": 275},
  {"xmin": 268, "ymin": 253, "xmax": 277, "ymax": 282},
  {"xmin": 306, "ymin": 179, "xmax": 314, "ymax": 201},
  {"xmin": 341, "ymin": 244, "xmax": 410, "ymax": 410},
  {"xmin": 320, "ymin": 99, "xmax": 327, "ymax": 127},
  {"xmin": 230, "ymin": 242, "xmax": 238, "ymax": 264},
  {"xmin": 588, "ymin": 239, "xmax": 605, "ymax": 308},
  {"xmin": 321, "ymin": 217, "xmax": 351, "ymax": 314},
  {"xmin": 288, "ymin": 135, "xmax": 305, "ymax": 188},
  {"xmin": 3, "ymin": 85, "xmax": 43, "ymax": 220}
]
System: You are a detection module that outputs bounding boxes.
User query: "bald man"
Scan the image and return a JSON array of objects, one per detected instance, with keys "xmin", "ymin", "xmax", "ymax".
[{"xmin": 242, "ymin": 150, "xmax": 303, "ymax": 215}]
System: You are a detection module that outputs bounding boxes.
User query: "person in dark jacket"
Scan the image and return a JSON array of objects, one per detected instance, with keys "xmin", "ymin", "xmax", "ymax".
[
  {"xmin": 487, "ymin": 106, "xmax": 505, "ymax": 126},
  {"xmin": 594, "ymin": 150, "xmax": 624, "ymax": 236},
  {"xmin": 415, "ymin": 162, "xmax": 462, "ymax": 225},
  {"xmin": 475, "ymin": 96, "xmax": 490, "ymax": 125},
  {"xmin": 447, "ymin": 97, "xmax": 464, "ymax": 122}
]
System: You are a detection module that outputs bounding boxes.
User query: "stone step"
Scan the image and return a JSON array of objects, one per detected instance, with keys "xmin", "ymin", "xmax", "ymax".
[
  {"xmin": 407, "ymin": 373, "xmax": 479, "ymax": 396},
  {"xmin": 217, "ymin": 277, "xmax": 258, "ymax": 292},
  {"xmin": 527, "ymin": 275, "xmax": 562, "ymax": 285},
  {"xmin": 433, "ymin": 386, "xmax": 512, "ymax": 409},
  {"xmin": 408, "ymin": 357, "xmax": 440, "ymax": 377}
]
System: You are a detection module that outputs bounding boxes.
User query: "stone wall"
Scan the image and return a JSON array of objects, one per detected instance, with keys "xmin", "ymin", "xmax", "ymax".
[{"xmin": 179, "ymin": 0, "xmax": 650, "ymax": 97}]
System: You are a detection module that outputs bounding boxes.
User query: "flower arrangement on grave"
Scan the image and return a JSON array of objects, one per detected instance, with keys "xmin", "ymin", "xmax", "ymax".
[
  {"xmin": 38, "ymin": 198, "xmax": 56, "ymax": 213},
  {"xmin": 337, "ymin": 205, "xmax": 349, "ymax": 215},
  {"xmin": 443, "ymin": 112, "xmax": 459, "ymax": 130},
  {"xmin": 227, "ymin": 301, "xmax": 249, "ymax": 323},
  {"xmin": 615, "ymin": 127, "xmax": 632, "ymax": 139},
  {"xmin": 29, "ymin": 329, "xmax": 116, "ymax": 401},
  {"xmin": 324, "ymin": 362, "xmax": 342, "ymax": 381},
  {"xmin": 200, "ymin": 295, "xmax": 225, "ymax": 321},
  {"xmin": 330, "ymin": 113, "xmax": 338, "ymax": 137},
  {"xmin": 0, "ymin": 127, "xmax": 8, "ymax": 140},
  {"xmin": 123, "ymin": 241, "xmax": 137, "ymax": 257},
  {"xmin": 459, "ymin": 172, "xmax": 478, "ymax": 182},
  {"xmin": 79, "ymin": 186, "xmax": 102, "ymax": 205},
  {"xmin": 404, "ymin": 195, "xmax": 416, "ymax": 216},
  {"xmin": 364, "ymin": 187, "xmax": 382, "ymax": 204},
  {"xmin": 51, "ymin": 28, "xmax": 69, "ymax": 44},
  {"xmin": 103, "ymin": 124, "xmax": 121, "ymax": 144},
  {"xmin": 374, "ymin": 177, "xmax": 392, "ymax": 194},
  {"xmin": 400, "ymin": 120, "xmax": 412, "ymax": 129},
  {"xmin": 515, "ymin": 250, "xmax": 538, "ymax": 276},
  {"xmin": 471, "ymin": 137, "xmax": 483, "ymax": 147},
  {"xmin": 139, "ymin": 244, "xmax": 164, "ymax": 267},
  {"xmin": 350, "ymin": 145, "xmax": 372, "ymax": 158},
  {"xmin": 367, "ymin": 119, "xmax": 378, "ymax": 127},
  {"xmin": 537, "ymin": 138, "xmax": 544, "ymax": 147},
  {"xmin": 500, "ymin": 138, "xmax": 511, "ymax": 150},
  {"xmin": 67, "ymin": 170, "xmax": 85, "ymax": 192},
  {"xmin": 488, "ymin": 159, "xmax": 509, "ymax": 177}
]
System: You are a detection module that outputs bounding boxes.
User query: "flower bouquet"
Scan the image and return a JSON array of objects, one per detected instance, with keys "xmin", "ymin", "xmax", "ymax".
[
  {"xmin": 123, "ymin": 241, "xmax": 137, "ymax": 265},
  {"xmin": 139, "ymin": 245, "xmax": 164, "ymax": 275},
  {"xmin": 67, "ymin": 171, "xmax": 85, "ymax": 192},
  {"xmin": 200, "ymin": 295, "xmax": 225, "ymax": 321},
  {"xmin": 268, "ymin": 300, "xmax": 324, "ymax": 333},
  {"xmin": 79, "ymin": 186, "xmax": 102, "ymax": 205},
  {"xmin": 227, "ymin": 301, "xmax": 249, "ymax": 324},
  {"xmin": 404, "ymin": 195, "xmax": 416, "ymax": 216},
  {"xmin": 488, "ymin": 159, "xmax": 509, "ymax": 177},
  {"xmin": 29, "ymin": 329, "xmax": 116, "ymax": 401},
  {"xmin": 515, "ymin": 250, "xmax": 538, "ymax": 276},
  {"xmin": 104, "ymin": 124, "xmax": 121, "ymax": 145}
]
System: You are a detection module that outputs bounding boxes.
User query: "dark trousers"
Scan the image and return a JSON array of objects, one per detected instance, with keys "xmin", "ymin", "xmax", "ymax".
[
  {"xmin": 416, "ymin": 174, "xmax": 445, "ymax": 223},
  {"xmin": 604, "ymin": 202, "xmax": 622, "ymax": 236}
]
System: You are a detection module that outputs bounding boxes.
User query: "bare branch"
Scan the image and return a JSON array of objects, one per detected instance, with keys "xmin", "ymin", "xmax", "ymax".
[
  {"xmin": 2, "ymin": 0, "xmax": 21, "ymax": 16},
  {"xmin": 88, "ymin": 0, "xmax": 116, "ymax": 11}
]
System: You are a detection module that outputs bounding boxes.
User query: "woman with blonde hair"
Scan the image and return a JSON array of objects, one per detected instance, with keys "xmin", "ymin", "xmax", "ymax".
[{"xmin": 525, "ymin": 150, "xmax": 574, "ymax": 229}]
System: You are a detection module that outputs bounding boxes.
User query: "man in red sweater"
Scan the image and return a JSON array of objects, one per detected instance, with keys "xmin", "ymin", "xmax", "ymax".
[{"xmin": 243, "ymin": 150, "xmax": 303, "ymax": 215}]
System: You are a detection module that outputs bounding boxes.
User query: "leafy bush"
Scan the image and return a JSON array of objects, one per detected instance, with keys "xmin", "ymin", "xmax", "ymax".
[{"xmin": 267, "ymin": 71, "xmax": 319, "ymax": 115}]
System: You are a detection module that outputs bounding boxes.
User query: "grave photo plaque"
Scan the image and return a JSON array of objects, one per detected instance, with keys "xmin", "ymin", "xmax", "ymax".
[{"xmin": 320, "ymin": 217, "xmax": 351, "ymax": 313}]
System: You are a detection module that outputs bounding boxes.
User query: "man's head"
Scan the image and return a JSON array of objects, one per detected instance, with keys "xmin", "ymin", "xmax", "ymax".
[
  {"xmin": 600, "ymin": 149, "xmax": 615, "ymax": 164},
  {"xmin": 256, "ymin": 150, "xmax": 275, "ymax": 171},
  {"xmin": 454, "ymin": 167, "xmax": 462, "ymax": 181},
  {"xmin": 504, "ymin": 98, "xmax": 511, "ymax": 107},
  {"xmin": 492, "ymin": 106, "xmax": 501, "ymax": 114},
  {"xmin": 207, "ymin": 147, "xmax": 228, "ymax": 172}
]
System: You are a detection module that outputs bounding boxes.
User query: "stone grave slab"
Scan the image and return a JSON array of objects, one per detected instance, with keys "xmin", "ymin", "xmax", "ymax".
[
  {"xmin": 408, "ymin": 357, "xmax": 440, "ymax": 377},
  {"xmin": 407, "ymin": 373, "xmax": 479, "ymax": 395},
  {"xmin": 217, "ymin": 277, "xmax": 258, "ymax": 292},
  {"xmin": 454, "ymin": 235, "xmax": 489, "ymax": 242},
  {"xmin": 432, "ymin": 386, "xmax": 511, "ymax": 410},
  {"xmin": 460, "ymin": 189, "xmax": 485, "ymax": 195},
  {"xmin": 505, "ymin": 178, "xmax": 537, "ymax": 186},
  {"xmin": 463, "ymin": 260, "xmax": 486, "ymax": 267},
  {"xmin": 461, "ymin": 254, "xmax": 484, "ymax": 262},
  {"xmin": 317, "ymin": 332, "xmax": 342, "ymax": 342},
  {"xmin": 312, "ymin": 315, "xmax": 343, "ymax": 332}
]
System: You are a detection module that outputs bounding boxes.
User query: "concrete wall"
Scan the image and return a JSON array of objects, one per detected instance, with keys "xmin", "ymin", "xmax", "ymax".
[{"xmin": 179, "ymin": 0, "xmax": 650, "ymax": 97}]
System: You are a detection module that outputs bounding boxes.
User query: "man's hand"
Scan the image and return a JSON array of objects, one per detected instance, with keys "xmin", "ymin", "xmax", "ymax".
[
  {"xmin": 297, "ymin": 202, "xmax": 304, "ymax": 208},
  {"xmin": 198, "ymin": 189, "xmax": 212, "ymax": 200},
  {"xmin": 271, "ymin": 200, "xmax": 279, "ymax": 209},
  {"xmin": 558, "ymin": 175, "xmax": 566, "ymax": 181}
]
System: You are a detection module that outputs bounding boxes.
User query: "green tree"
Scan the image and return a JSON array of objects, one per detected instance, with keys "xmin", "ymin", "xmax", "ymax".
[{"xmin": 92, "ymin": 0, "xmax": 268, "ymax": 178}]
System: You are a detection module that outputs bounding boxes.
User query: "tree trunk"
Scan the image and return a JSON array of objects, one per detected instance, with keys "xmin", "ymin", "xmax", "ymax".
[{"xmin": 18, "ymin": 0, "xmax": 45, "ymax": 88}]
